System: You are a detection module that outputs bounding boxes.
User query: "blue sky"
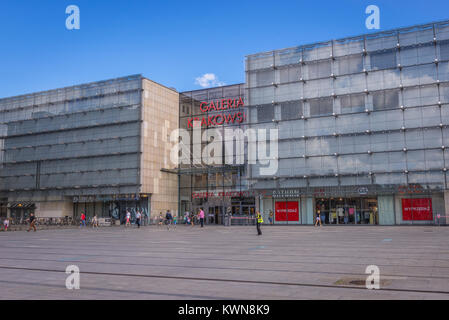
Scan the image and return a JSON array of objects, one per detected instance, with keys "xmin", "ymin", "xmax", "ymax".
[{"xmin": 0, "ymin": 0, "xmax": 449, "ymax": 98}]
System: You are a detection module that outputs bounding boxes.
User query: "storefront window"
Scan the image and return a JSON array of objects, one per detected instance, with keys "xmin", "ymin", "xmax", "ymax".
[{"xmin": 315, "ymin": 197, "xmax": 378, "ymax": 225}]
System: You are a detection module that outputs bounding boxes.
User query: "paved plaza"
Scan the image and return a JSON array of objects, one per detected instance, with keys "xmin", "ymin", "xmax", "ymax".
[{"xmin": 0, "ymin": 224, "xmax": 448, "ymax": 300}]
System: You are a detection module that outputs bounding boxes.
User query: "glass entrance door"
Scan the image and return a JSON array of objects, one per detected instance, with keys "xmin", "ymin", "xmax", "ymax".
[
  {"xmin": 230, "ymin": 197, "xmax": 255, "ymax": 225},
  {"xmin": 208, "ymin": 206, "xmax": 223, "ymax": 224}
]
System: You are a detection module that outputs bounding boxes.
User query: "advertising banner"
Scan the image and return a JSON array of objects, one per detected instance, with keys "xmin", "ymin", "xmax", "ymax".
[
  {"xmin": 402, "ymin": 198, "xmax": 433, "ymax": 221},
  {"xmin": 275, "ymin": 201, "xmax": 299, "ymax": 222}
]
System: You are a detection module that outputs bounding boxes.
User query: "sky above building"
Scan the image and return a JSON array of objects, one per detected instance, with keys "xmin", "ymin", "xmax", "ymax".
[{"xmin": 1, "ymin": 0, "xmax": 449, "ymax": 98}]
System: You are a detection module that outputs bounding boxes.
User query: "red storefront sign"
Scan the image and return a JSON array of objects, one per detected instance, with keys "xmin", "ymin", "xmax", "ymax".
[
  {"xmin": 402, "ymin": 198, "xmax": 433, "ymax": 221},
  {"xmin": 275, "ymin": 201, "xmax": 299, "ymax": 222}
]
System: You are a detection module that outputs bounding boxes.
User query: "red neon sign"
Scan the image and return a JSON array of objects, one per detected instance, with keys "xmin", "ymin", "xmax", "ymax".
[
  {"xmin": 187, "ymin": 97, "xmax": 246, "ymax": 128},
  {"xmin": 199, "ymin": 98, "xmax": 244, "ymax": 112}
]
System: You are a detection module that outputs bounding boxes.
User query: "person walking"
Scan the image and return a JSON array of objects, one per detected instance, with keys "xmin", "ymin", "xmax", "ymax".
[
  {"xmin": 165, "ymin": 210, "xmax": 173, "ymax": 230},
  {"xmin": 224, "ymin": 209, "xmax": 229, "ymax": 227},
  {"xmin": 256, "ymin": 211, "xmax": 263, "ymax": 236},
  {"xmin": 92, "ymin": 214, "xmax": 99, "ymax": 229},
  {"xmin": 3, "ymin": 218, "xmax": 9, "ymax": 231},
  {"xmin": 173, "ymin": 215, "xmax": 177, "ymax": 229},
  {"xmin": 125, "ymin": 210, "xmax": 131, "ymax": 227},
  {"xmin": 136, "ymin": 210, "xmax": 141, "ymax": 228},
  {"xmin": 158, "ymin": 212, "xmax": 164, "ymax": 228},
  {"xmin": 80, "ymin": 212, "xmax": 86, "ymax": 228},
  {"xmin": 199, "ymin": 208, "xmax": 205, "ymax": 228},
  {"xmin": 27, "ymin": 213, "xmax": 37, "ymax": 232},
  {"xmin": 315, "ymin": 210, "xmax": 322, "ymax": 227},
  {"xmin": 268, "ymin": 210, "xmax": 274, "ymax": 225}
]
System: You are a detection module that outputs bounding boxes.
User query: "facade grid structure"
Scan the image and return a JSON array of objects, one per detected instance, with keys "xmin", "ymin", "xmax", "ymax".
[
  {"xmin": 245, "ymin": 20, "xmax": 449, "ymax": 225},
  {"xmin": 2, "ymin": 19, "xmax": 449, "ymax": 226},
  {"xmin": 0, "ymin": 75, "xmax": 179, "ymax": 223},
  {"xmin": 178, "ymin": 84, "xmax": 254, "ymax": 224}
]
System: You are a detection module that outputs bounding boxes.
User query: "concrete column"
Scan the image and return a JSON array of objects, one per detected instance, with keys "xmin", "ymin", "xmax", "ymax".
[
  {"xmin": 444, "ymin": 190, "xmax": 449, "ymax": 225},
  {"xmin": 306, "ymin": 197, "xmax": 314, "ymax": 225},
  {"xmin": 301, "ymin": 197, "xmax": 307, "ymax": 224}
]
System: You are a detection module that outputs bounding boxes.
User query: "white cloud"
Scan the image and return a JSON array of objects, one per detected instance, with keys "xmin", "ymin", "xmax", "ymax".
[{"xmin": 194, "ymin": 73, "xmax": 225, "ymax": 88}]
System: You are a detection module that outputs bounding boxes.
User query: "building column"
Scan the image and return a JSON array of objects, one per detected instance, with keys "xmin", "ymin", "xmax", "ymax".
[
  {"xmin": 378, "ymin": 195, "xmax": 395, "ymax": 225},
  {"xmin": 444, "ymin": 190, "xmax": 449, "ymax": 225},
  {"xmin": 306, "ymin": 197, "xmax": 314, "ymax": 225}
]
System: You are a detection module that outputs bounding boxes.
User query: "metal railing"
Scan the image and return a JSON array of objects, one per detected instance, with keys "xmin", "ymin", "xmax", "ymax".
[
  {"xmin": 230, "ymin": 216, "xmax": 256, "ymax": 226},
  {"xmin": 2, "ymin": 216, "xmax": 115, "ymax": 228},
  {"xmin": 7, "ymin": 216, "xmax": 77, "ymax": 226},
  {"xmin": 434, "ymin": 215, "xmax": 448, "ymax": 226}
]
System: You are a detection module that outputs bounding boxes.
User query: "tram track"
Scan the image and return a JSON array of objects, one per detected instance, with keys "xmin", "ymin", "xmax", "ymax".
[
  {"xmin": 1, "ymin": 247, "xmax": 448, "ymax": 272},
  {"xmin": 0, "ymin": 256, "xmax": 448, "ymax": 281},
  {"xmin": 1, "ymin": 241, "xmax": 449, "ymax": 262},
  {"xmin": 0, "ymin": 265, "xmax": 448, "ymax": 296}
]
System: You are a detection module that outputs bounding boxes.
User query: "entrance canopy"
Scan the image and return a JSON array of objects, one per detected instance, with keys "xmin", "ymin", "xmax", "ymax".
[{"xmin": 7, "ymin": 201, "xmax": 35, "ymax": 208}]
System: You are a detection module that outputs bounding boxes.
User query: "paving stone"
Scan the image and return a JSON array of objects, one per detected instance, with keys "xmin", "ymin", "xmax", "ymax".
[{"xmin": 0, "ymin": 225, "xmax": 448, "ymax": 299}]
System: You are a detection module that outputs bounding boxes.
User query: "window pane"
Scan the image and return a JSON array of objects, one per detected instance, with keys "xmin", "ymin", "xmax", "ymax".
[
  {"xmin": 309, "ymin": 97, "xmax": 333, "ymax": 116},
  {"xmin": 257, "ymin": 104, "xmax": 274, "ymax": 122},
  {"xmin": 307, "ymin": 60, "xmax": 331, "ymax": 79},
  {"xmin": 337, "ymin": 55, "xmax": 363, "ymax": 75},
  {"xmin": 370, "ymin": 50, "xmax": 397, "ymax": 70},
  {"xmin": 372, "ymin": 90, "xmax": 399, "ymax": 111},
  {"xmin": 340, "ymin": 94, "xmax": 365, "ymax": 113},
  {"xmin": 256, "ymin": 70, "xmax": 274, "ymax": 86},
  {"xmin": 281, "ymin": 101, "xmax": 303, "ymax": 120},
  {"xmin": 440, "ymin": 41, "xmax": 449, "ymax": 61}
]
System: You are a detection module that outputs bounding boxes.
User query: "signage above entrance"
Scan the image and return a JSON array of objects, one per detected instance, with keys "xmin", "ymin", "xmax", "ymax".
[
  {"xmin": 187, "ymin": 97, "xmax": 246, "ymax": 128},
  {"xmin": 272, "ymin": 189, "xmax": 300, "ymax": 198},
  {"xmin": 199, "ymin": 98, "xmax": 244, "ymax": 113},
  {"xmin": 192, "ymin": 190, "xmax": 264, "ymax": 199}
]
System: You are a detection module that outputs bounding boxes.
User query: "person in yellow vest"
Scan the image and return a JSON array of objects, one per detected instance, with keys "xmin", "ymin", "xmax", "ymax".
[{"xmin": 256, "ymin": 211, "xmax": 263, "ymax": 236}]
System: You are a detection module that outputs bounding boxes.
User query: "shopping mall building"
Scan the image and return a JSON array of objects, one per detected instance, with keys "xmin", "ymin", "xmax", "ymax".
[
  {"xmin": 2, "ymin": 19, "xmax": 449, "ymax": 225},
  {"xmin": 180, "ymin": 19, "xmax": 449, "ymax": 226},
  {"xmin": 0, "ymin": 75, "xmax": 179, "ymax": 223}
]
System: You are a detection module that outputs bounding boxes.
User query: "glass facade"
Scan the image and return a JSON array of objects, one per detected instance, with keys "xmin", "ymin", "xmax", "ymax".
[
  {"xmin": 0, "ymin": 75, "xmax": 146, "ymax": 221},
  {"xmin": 245, "ymin": 21, "xmax": 449, "ymax": 225},
  {"xmin": 178, "ymin": 84, "xmax": 256, "ymax": 224},
  {"xmin": 2, "ymin": 19, "xmax": 449, "ymax": 226}
]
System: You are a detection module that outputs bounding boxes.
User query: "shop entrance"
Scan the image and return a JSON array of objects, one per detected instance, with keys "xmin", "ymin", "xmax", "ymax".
[
  {"xmin": 8, "ymin": 202, "xmax": 35, "ymax": 223},
  {"xmin": 192, "ymin": 197, "xmax": 255, "ymax": 225},
  {"xmin": 230, "ymin": 197, "xmax": 255, "ymax": 225},
  {"xmin": 208, "ymin": 206, "xmax": 222, "ymax": 224},
  {"xmin": 315, "ymin": 197, "xmax": 378, "ymax": 225},
  {"xmin": 73, "ymin": 197, "xmax": 150, "ymax": 224}
]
